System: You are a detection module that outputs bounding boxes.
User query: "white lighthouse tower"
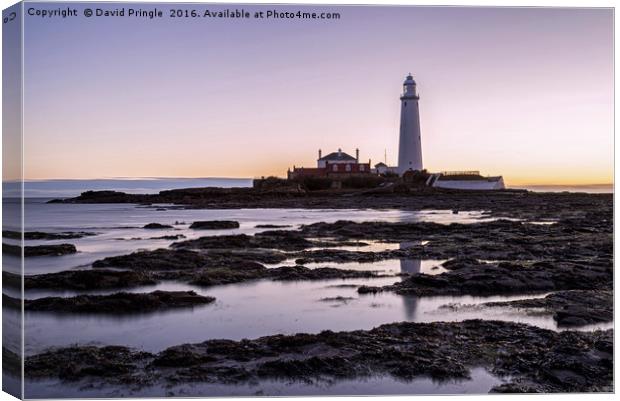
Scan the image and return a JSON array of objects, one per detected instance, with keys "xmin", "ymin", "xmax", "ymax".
[{"xmin": 397, "ymin": 73, "xmax": 423, "ymax": 174}]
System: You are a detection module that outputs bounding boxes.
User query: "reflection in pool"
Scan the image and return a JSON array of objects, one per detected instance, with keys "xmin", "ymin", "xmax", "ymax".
[
  {"xmin": 8, "ymin": 199, "xmax": 609, "ymax": 397},
  {"xmin": 21, "ymin": 274, "xmax": 609, "ymax": 357},
  {"xmin": 24, "ymin": 367, "xmax": 507, "ymax": 398},
  {"xmin": 10, "ymin": 199, "xmax": 509, "ymax": 275}
]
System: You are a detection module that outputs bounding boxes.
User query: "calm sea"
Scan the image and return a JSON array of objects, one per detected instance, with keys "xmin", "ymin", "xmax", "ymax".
[
  {"xmin": 1, "ymin": 178, "xmax": 613, "ymax": 198},
  {"xmin": 511, "ymin": 184, "xmax": 613, "ymax": 194},
  {"xmin": 3, "ymin": 178, "xmax": 253, "ymax": 198}
]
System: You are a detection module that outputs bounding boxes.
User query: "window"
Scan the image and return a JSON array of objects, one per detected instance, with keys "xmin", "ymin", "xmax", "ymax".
[
  {"xmin": 345, "ymin": 164, "xmax": 351, "ymax": 172},
  {"xmin": 332, "ymin": 164, "xmax": 338, "ymax": 172},
  {"xmin": 360, "ymin": 165, "xmax": 365, "ymax": 171}
]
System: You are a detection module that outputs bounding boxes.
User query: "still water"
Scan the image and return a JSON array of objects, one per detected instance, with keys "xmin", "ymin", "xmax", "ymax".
[
  {"xmin": 5, "ymin": 198, "xmax": 497, "ymax": 275},
  {"xmin": 3, "ymin": 197, "xmax": 611, "ymax": 397},
  {"xmin": 24, "ymin": 367, "xmax": 506, "ymax": 397},
  {"xmin": 8, "ymin": 200, "xmax": 608, "ymax": 354}
]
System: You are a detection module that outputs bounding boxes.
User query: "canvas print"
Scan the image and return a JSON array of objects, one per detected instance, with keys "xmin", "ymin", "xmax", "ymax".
[{"xmin": 2, "ymin": 2, "xmax": 614, "ymax": 398}]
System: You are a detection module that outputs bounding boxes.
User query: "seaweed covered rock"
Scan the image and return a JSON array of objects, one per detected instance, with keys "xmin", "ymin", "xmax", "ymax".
[
  {"xmin": 93, "ymin": 249, "xmax": 208, "ymax": 270},
  {"xmin": 143, "ymin": 223, "xmax": 173, "ymax": 229},
  {"xmin": 22, "ymin": 291, "xmax": 215, "ymax": 313},
  {"xmin": 21, "ymin": 270, "xmax": 157, "ymax": 290},
  {"xmin": 375, "ymin": 260, "xmax": 611, "ymax": 296},
  {"xmin": 189, "ymin": 221, "xmax": 240, "ymax": 230},
  {"xmin": 24, "ymin": 320, "xmax": 613, "ymax": 393},
  {"xmin": 173, "ymin": 232, "xmax": 316, "ymax": 251},
  {"xmin": 3, "ymin": 230, "xmax": 96, "ymax": 240},
  {"xmin": 483, "ymin": 290, "xmax": 612, "ymax": 327},
  {"xmin": 3, "ymin": 243, "xmax": 77, "ymax": 257}
]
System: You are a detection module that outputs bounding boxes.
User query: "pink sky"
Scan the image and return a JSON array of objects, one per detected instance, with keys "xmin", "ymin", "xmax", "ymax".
[{"xmin": 20, "ymin": 5, "xmax": 613, "ymax": 185}]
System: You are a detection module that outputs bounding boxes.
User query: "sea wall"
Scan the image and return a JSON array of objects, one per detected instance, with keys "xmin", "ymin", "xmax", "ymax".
[{"xmin": 433, "ymin": 177, "xmax": 505, "ymax": 190}]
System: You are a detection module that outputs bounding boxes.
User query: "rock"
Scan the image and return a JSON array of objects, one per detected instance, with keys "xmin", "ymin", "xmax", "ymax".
[
  {"xmin": 49, "ymin": 190, "xmax": 152, "ymax": 204},
  {"xmin": 295, "ymin": 249, "xmax": 381, "ymax": 265},
  {"xmin": 357, "ymin": 286, "xmax": 383, "ymax": 294},
  {"xmin": 2, "ymin": 347, "xmax": 22, "ymax": 378},
  {"xmin": 2, "ymin": 294, "xmax": 21, "ymax": 310},
  {"xmin": 1, "ymin": 271, "xmax": 21, "ymax": 289},
  {"xmin": 255, "ymin": 224, "xmax": 292, "ymax": 228},
  {"xmin": 21, "ymin": 290, "xmax": 215, "ymax": 313},
  {"xmin": 441, "ymin": 257, "xmax": 484, "ymax": 270},
  {"xmin": 188, "ymin": 262, "xmax": 269, "ymax": 286},
  {"xmin": 91, "ymin": 247, "xmax": 377, "ymax": 289},
  {"xmin": 143, "ymin": 223, "xmax": 173, "ymax": 229},
  {"xmin": 148, "ymin": 235, "xmax": 186, "ymax": 240},
  {"xmin": 319, "ymin": 296, "xmax": 356, "ymax": 303},
  {"xmin": 26, "ymin": 345, "xmax": 150, "ymax": 380},
  {"xmin": 371, "ymin": 259, "xmax": 611, "ymax": 297},
  {"xmin": 49, "ymin": 189, "xmax": 612, "ymax": 231},
  {"xmin": 3, "ymin": 243, "xmax": 77, "ymax": 257},
  {"xmin": 92, "ymin": 249, "xmax": 209, "ymax": 271},
  {"xmin": 19, "ymin": 270, "xmax": 157, "ymax": 290},
  {"xmin": 483, "ymin": 290, "xmax": 612, "ymax": 327},
  {"xmin": 189, "ymin": 265, "xmax": 378, "ymax": 287},
  {"xmin": 189, "ymin": 221, "xmax": 240, "ymax": 230},
  {"xmin": 173, "ymin": 233, "xmax": 316, "ymax": 251},
  {"xmin": 24, "ymin": 320, "xmax": 613, "ymax": 393},
  {"xmin": 3, "ymin": 230, "xmax": 96, "ymax": 240},
  {"xmin": 269, "ymin": 266, "xmax": 377, "ymax": 281}
]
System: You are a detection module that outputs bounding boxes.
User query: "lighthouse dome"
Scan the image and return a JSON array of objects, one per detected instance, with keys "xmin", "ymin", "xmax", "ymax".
[{"xmin": 404, "ymin": 74, "xmax": 416, "ymax": 85}]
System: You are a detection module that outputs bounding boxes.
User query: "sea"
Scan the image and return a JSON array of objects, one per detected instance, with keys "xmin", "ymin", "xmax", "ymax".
[
  {"xmin": 1, "ymin": 177, "xmax": 614, "ymax": 198},
  {"xmin": 1, "ymin": 177, "xmax": 613, "ymax": 397}
]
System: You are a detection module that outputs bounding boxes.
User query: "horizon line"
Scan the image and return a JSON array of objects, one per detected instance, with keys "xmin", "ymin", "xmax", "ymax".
[{"xmin": 4, "ymin": 177, "xmax": 614, "ymax": 188}]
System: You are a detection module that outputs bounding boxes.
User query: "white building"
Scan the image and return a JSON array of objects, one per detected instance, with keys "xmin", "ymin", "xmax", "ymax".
[
  {"xmin": 317, "ymin": 148, "xmax": 359, "ymax": 168},
  {"xmin": 374, "ymin": 162, "xmax": 389, "ymax": 175},
  {"xmin": 392, "ymin": 73, "xmax": 504, "ymax": 190},
  {"xmin": 426, "ymin": 171, "xmax": 506, "ymax": 190},
  {"xmin": 397, "ymin": 74, "xmax": 423, "ymax": 174}
]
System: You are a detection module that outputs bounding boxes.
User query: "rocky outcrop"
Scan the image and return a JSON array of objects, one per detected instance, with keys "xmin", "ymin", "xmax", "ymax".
[
  {"xmin": 483, "ymin": 290, "xmax": 612, "ymax": 327},
  {"xmin": 19, "ymin": 291, "xmax": 215, "ymax": 313},
  {"xmin": 92, "ymin": 249, "xmax": 210, "ymax": 271},
  {"xmin": 143, "ymin": 223, "xmax": 173, "ymax": 229},
  {"xmin": 16, "ymin": 270, "xmax": 157, "ymax": 291},
  {"xmin": 48, "ymin": 189, "xmax": 611, "ymax": 223},
  {"xmin": 172, "ymin": 232, "xmax": 316, "ymax": 251},
  {"xmin": 362, "ymin": 260, "xmax": 611, "ymax": 297},
  {"xmin": 188, "ymin": 264, "xmax": 377, "ymax": 287},
  {"xmin": 3, "ymin": 243, "xmax": 77, "ymax": 257},
  {"xmin": 189, "ymin": 221, "xmax": 240, "ymax": 230},
  {"xmin": 3, "ymin": 230, "xmax": 96, "ymax": 240},
  {"xmin": 91, "ymin": 248, "xmax": 379, "ymax": 288},
  {"xmin": 25, "ymin": 320, "xmax": 613, "ymax": 393},
  {"xmin": 255, "ymin": 224, "xmax": 292, "ymax": 228}
]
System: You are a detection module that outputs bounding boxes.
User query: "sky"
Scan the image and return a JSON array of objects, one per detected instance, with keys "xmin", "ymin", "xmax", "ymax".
[{"xmin": 19, "ymin": 4, "xmax": 613, "ymax": 185}]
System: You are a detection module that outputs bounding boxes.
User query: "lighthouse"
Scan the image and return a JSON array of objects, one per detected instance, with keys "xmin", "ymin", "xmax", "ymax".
[{"xmin": 397, "ymin": 73, "xmax": 423, "ymax": 174}]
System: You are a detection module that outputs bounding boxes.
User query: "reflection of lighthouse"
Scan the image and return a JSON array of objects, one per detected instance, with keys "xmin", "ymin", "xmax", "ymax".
[
  {"xmin": 399, "ymin": 241, "xmax": 420, "ymax": 319},
  {"xmin": 399, "ymin": 259, "xmax": 421, "ymax": 275},
  {"xmin": 397, "ymin": 73, "xmax": 423, "ymax": 174},
  {"xmin": 399, "ymin": 242, "xmax": 421, "ymax": 275}
]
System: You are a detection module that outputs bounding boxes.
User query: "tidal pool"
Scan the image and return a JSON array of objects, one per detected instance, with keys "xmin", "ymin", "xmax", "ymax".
[
  {"xmin": 6, "ymin": 199, "xmax": 611, "ymax": 397},
  {"xmin": 23, "ymin": 367, "xmax": 507, "ymax": 398},
  {"xmin": 8, "ymin": 199, "xmax": 505, "ymax": 275},
  {"xmin": 21, "ymin": 274, "xmax": 609, "ymax": 357}
]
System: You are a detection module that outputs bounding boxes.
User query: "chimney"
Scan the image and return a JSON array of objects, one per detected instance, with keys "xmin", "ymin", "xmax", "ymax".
[
  {"xmin": 318, "ymin": 149, "xmax": 322, "ymax": 159},
  {"xmin": 356, "ymin": 148, "xmax": 359, "ymax": 162},
  {"xmin": 338, "ymin": 148, "xmax": 342, "ymax": 156}
]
